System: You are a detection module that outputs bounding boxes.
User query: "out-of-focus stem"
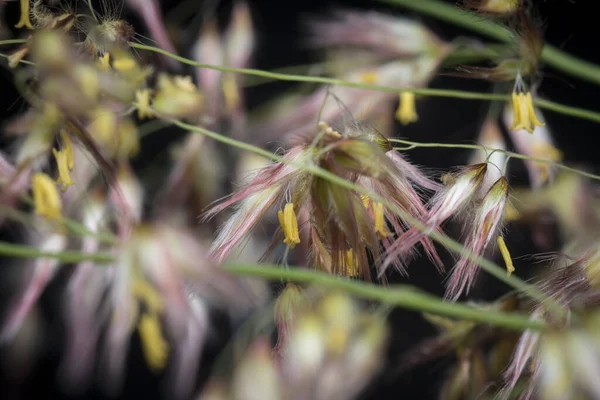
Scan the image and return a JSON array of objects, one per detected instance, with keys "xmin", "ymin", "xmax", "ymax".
[
  {"xmin": 130, "ymin": 43, "xmax": 600, "ymax": 125},
  {"xmin": 390, "ymin": 138, "xmax": 600, "ymax": 182},
  {"xmin": 0, "ymin": 240, "xmax": 546, "ymax": 331},
  {"xmin": 380, "ymin": 0, "xmax": 600, "ymax": 86},
  {"xmin": 0, "ymin": 241, "xmax": 114, "ymax": 263},
  {"xmin": 224, "ymin": 264, "xmax": 546, "ymax": 332}
]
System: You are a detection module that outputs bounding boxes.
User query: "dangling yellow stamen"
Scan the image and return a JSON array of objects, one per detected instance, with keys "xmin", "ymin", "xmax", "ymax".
[
  {"xmin": 74, "ymin": 65, "xmax": 100, "ymax": 100},
  {"xmin": 137, "ymin": 313, "xmax": 170, "ymax": 372},
  {"xmin": 395, "ymin": 92, "xmax": 418, "ymax": 126},
  {"xmin": 373, "ymin": 202, "xmax": 389, "ymax": 238},
  {"xmin": 15, "ymin": 0, "xmax": 34, "ymax": 29},
  {"xmin": 344, "ymin": 249, "xmax": 360, "ymax": 278},
  {"xmin": 117, "ymin": 118, "xmax": 140, "ymax": 159},
  {"xmin": 131, "ymin": 279, "xmax": 164, "ymax": 314},
  {"xmin": 98, "ymin": 52, "xmax": 111, "ymax": 71},
  {"xmin": 481, "ymin": 0, "xmax": 520, "ymax": 13},
  {"xmin": 133, "ymin": 89, "xmax": 154, "ymax": 120},
  {"xmin": 32, "ymin": 173, "xmax": 62, "ymax": 220},
  {"xmin": 222, "ymin": 73, "xmax": 240, "ymax": 113},
  {"xmin": 52, "ymin": 149, "xmax": 74, "ymax": 191},
  {"xmin": 510, "ymin": 92, "xmax": 545, "ymax": 133},
  {"xmin": 503, "ymin": 202, "xmax": 521, "ymax": 222},
  {"xmin": 60, "ymin": 130, "xmax": 74, "ymax": 170},
  {"xmin": 112, "ymin": 54, "xmax": 137, "ymax": 73},
  {"xmin": 360, "ymin": 194, "xmax": 371, "ymax": 209},
  {"xmin": 278, "ymin": 203, "xmax": 300, "ymax": 249},
  {"xmin": 497, "ymin": 236, "xmax": 514, "ymax": 276}
]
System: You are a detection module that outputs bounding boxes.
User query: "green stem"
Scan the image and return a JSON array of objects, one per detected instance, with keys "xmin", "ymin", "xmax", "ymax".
[
  {"xmin": 244, "ymin": 45, "xmax": 503, "ymax": 88},
  {"xmin": 390, "ymin": 138, "xmax": 600, "ymax": 181},
  {"xmin": 130, "ymin": 43, "xmax": 600, "ymax": 125},
  {"xmin": 167, "ymin": 118, "xmax": 562, "ymax": 314},
  {"xmin": 0, "ymin": 241, "xmax": 114, "ymax": 263},
  {"xmin": 0, "ymin": 39, "xmax": 29, "ymax": 46},
  {"xmin": 380, "ymin": 0, "xmax": 600, "ymax": 86},
  {"xmin": 380, "ymin": 0, "xmax": 512, "ymax": 41},
  {"xmin": 224, "ymin": 264, "xmax": 545, "ymax": 331},
  {"xmin": 0, "ymin": 240, "xmax": 544, "ymax": 331}
]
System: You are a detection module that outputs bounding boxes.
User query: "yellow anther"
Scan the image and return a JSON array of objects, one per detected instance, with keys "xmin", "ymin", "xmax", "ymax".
[
  {"xmin": 344, "ymin": 249, "xmax": 360, "ymax": 277},
  {"xmin": 497, "ymin": 236, "xmax": 514, "ymax": 276},
  {"xmin": 278, "ymin": 203, "xmax": 301, "ymax": 249},
  {"xmin": 326, "ymin": 325, "xmax": 348, "ymax": 355},
  {"xmin": 117, "ymin": 118, "xmax": 140, "ymax": 159},
  {"xmin": 222, "ymin": 73, "xmax": 240, "ymax": 113},
  {"xmin": 112, "ymin": 55, "xmax": 137, "ymax": 72},
  {"xmin": 89, "ymin": 107, "xmax": 118, "ymax": 145},
  {"xmin": 133, "ymin": 89, "xmax": 153, "ymax": 120},
  {"xmin": 173, "ymin": 75, "xmax": 197, "ymax": 92},
  {"xmin": 137, "ymin": 313, "xmax": 170, "ymax": 372},
  {"xmin": 152, "ymin": 74, "xmax": 204, "ymax": 118},
  {"xmin": 503, "ymin": 202, "xmax": 521, "ymax": 222},
  {"xmin": 373, "ymin": 202, "xmax": 390, "ymax": 238},
  {"xmin": 482, "ymin": 0, "xmax": 520, "ymax": 13},
  {"xmin": 15, "ymin": 0, "xmax": 34, "ymax": 29},
  {"xmin": 395, "ymin": 92, "xmax": 418, "ymax": 126},
  {"xmin": 360, "ymin": 194, "xmax": 371, "ymax": 209},
  {"xmin": 59, "ymin": 130, "xmax": 74, "ymax": 170},
  {"xmin": 32, "ymin": 173, "xmax": 62, "ymax": 220},
  {"xmin": 74, "ymin": 65, "xmax": 100, "ymax": 100},
  {"xmin": 131, "ymin": 279, "xmax": 164, "ymax": 314},
  {"xmin": 510, "ymin": 92, "xmax": 545, "ymax": 133},
  {"xmin": 359, "ymin": 71, "xmax": 378, "ymax": 84},
  {"xmin": 52, "ymin": 148, "xmax": 74, "ymax": 192},
  {"xmin": 98, "ymin": 52, "xmax": 111, "ymax": 71}
]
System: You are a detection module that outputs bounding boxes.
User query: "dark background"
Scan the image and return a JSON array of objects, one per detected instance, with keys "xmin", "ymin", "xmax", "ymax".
[{"xmin": 1, "ymin": 0, "xmax": 599, "ymax": 398}]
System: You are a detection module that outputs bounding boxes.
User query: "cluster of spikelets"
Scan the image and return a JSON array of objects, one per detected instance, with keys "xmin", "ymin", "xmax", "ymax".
[
  {"xmin": 0, "ymin": 0, "xmax": 597, "ymax": 400},
  {"xmin": 1, "ymin": 2, "xmax": 251, "ymax": 399}
]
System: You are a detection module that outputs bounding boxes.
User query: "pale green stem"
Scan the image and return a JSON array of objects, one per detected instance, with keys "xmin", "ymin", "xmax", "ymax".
[
  {"xmin": 129, "ymin": 43, "xmax": 600, "ymax": 125},
  {"xmin": 167, "ymin": 118, "xmax": 563, "ymax": 314},
  {"xmin": 243, "ymin": 45, "xmax": 503, "ymax": 88},
  {"xmin": 390, "ymin": 138, "xmax": 600, "ymax": 181},
  {"xmin": 0, "ymin": 39, "xmax": 29, "ymax": 46},
  {"xmin": 0, "ymin": 241, "xmax": 114, "ymax": 263},
  {"xmin": 0, "ymin": 240, "xmax": 545, "ymax": 331},
  {"xmin": 224, "ymin": 264, "xmax": 545, "ymax": 331},
  {"xmin": 380, "ymin": 0, "xmax": 600, "ymax": 86},
  {"xmin": 1, "ymin": 39, "xmax": 598, "ymax": 124}
]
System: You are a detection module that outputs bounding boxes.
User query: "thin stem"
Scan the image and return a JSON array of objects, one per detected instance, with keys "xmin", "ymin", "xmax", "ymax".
[
  {"xmin": 389, "ymin": 138, "xmax": 600, "ymax": 181},
  {"xmin": 86, "ymin": 0, "xmax": 99, "ymax": 22},
  {"xmin": 0, "ymin": 241, "xmax": 114, "ymax": 263},
  {"xmin": 129, "ymin": 43, "xmax": 600, "ymax": 125},
  {"xmin": 380, "ymin": 0, "xmax": 600, "ymax": 86},
  {"xmin": 224, "ymin": 264, "xmax": 546, "ymax": 331},
  {"xmin": 0, "ymin": 53, "xmax": 36, "ymax": 66},
  {"xmin": 0, "ymin": 39, "xmax": 29, "ymax": 46},
  {"xmin": 0, "ymin": 240, "xmax": 545, "ymax": 331},
  {"xmin": 166, "ymin": 118, "xmax": 562, "ymax": 313},
  {"xmin": 242, "ymin": 45, "xmax": 503, "ymax": 88}
]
